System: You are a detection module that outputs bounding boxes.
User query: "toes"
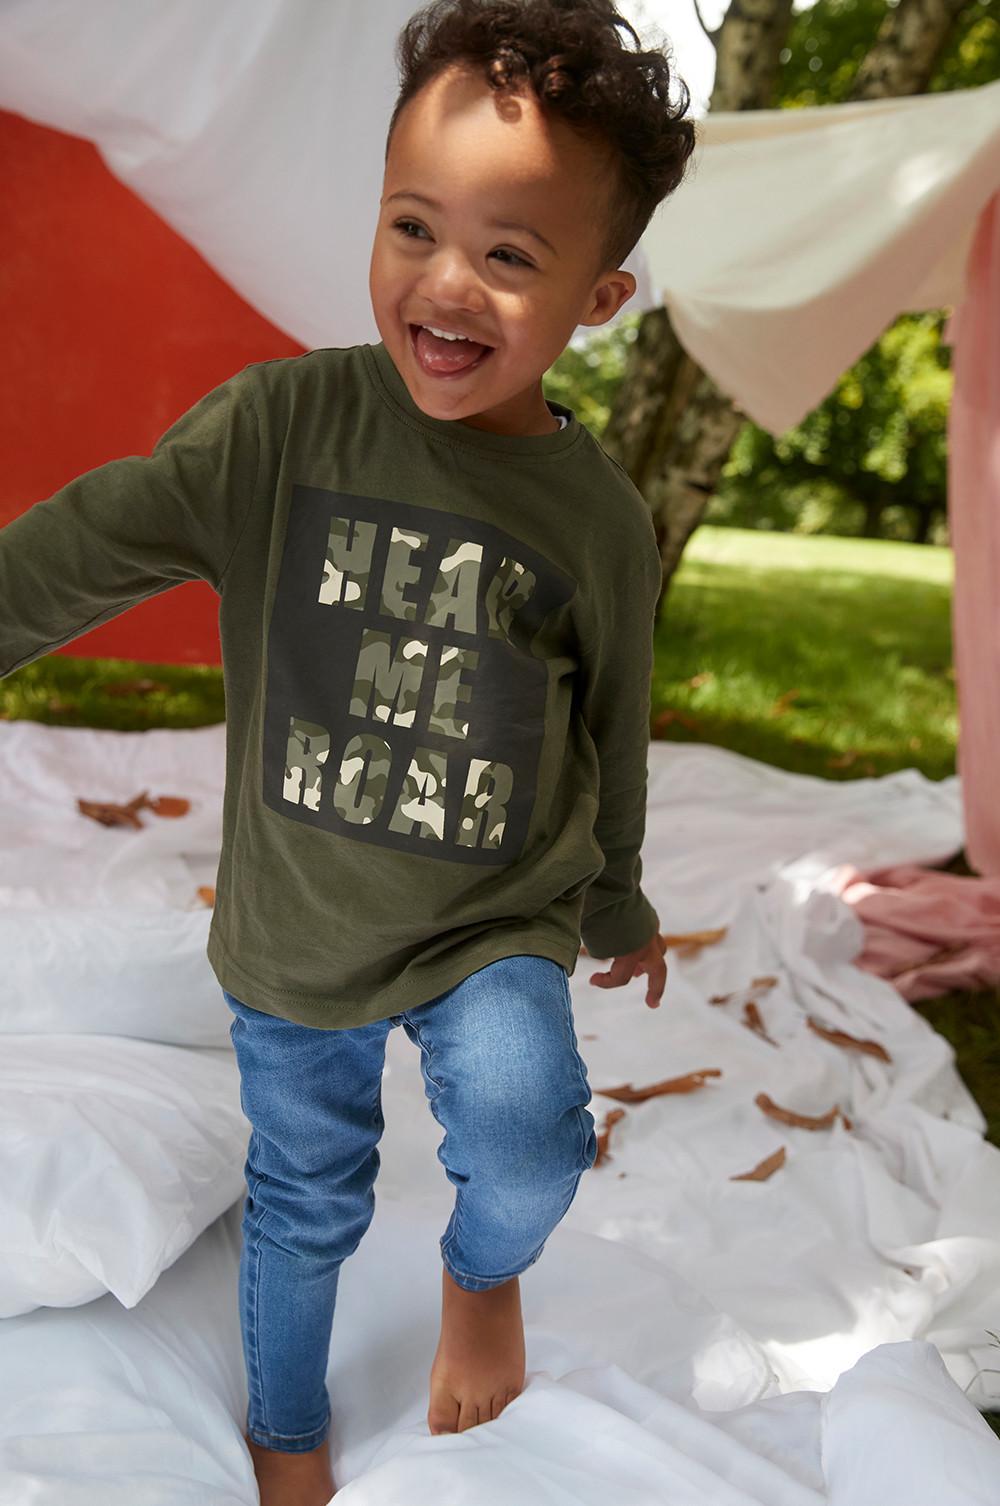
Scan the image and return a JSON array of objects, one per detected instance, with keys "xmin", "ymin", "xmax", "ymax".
[
  {"xmin": 427, "ymin": 1395, "xmax": 460, "ymax": 1435},
  {"xmin": 457, "ymin": 1400, "xmax": 480, "ymax": 1432}
]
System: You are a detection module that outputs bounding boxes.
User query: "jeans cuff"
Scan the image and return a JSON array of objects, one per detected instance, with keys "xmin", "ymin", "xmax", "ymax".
[{"xmin": 246, "ymin": 1415, "xmax": 331, "ymax": 1452}]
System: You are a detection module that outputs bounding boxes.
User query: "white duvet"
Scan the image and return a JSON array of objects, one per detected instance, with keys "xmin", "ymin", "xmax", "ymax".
[{"xmin": 1, "ymin": 720, "xmax": 999, "ymax": 1503}]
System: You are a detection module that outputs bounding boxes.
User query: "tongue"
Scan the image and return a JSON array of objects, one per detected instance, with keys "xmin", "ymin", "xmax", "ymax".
[{"xmin": 415, "ymin": 326, "xmax": 490, "ymax": 373}]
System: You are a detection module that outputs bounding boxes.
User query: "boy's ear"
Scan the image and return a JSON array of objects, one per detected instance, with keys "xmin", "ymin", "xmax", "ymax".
[{"xmin": 581, "ymin": 270, "xmax": 637, "ymax": 329}]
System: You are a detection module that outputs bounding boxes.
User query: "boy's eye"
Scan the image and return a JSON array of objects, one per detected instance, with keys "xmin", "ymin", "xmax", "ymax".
[{"xmin": 390, "ymin": 219, "xmax": 532, "ymax": 269}]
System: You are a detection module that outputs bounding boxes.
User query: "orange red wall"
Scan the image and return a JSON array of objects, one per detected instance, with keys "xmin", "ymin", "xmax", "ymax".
[{"xmin": 1, "ymin": 108, "xmax": 304, "ymax": 666}]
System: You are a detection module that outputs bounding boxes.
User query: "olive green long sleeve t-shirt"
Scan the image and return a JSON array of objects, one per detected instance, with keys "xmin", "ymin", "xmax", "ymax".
[{"xmin": 0, "ymin": 341, "xmax": 661, "ymax": 1029}]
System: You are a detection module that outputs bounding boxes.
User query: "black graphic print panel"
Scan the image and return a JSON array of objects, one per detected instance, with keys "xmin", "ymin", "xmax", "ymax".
[{"xmin": 262, "ymin": 485, "xmax": 577, "ymax": 865}]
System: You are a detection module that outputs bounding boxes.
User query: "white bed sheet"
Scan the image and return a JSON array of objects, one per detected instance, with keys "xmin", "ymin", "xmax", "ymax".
[{"xmin": 1, "ymin": 720, "xmax": 999, "ymax": 1502}]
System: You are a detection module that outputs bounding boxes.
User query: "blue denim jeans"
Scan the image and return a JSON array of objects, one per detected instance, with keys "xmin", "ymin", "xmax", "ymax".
[{"xmin": 223, "ymin": 954, "xmax": 599, "ymax": 1452}]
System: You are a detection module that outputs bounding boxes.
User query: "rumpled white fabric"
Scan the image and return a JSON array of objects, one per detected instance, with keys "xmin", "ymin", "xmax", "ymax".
[
  {"xmin": 1, "ymin": 720, "xmax": 1000, "ymax": 1502},
  {"xmin": 0, "ymin": 1036, "xmax": 244, "ymax": 1316},
  {"xmin": 2, "ymin": 1197, "xmax": 999, "ymax": 1505},
  {"xmin": 3, "ymin": 2, "xmax": 998, "ymax": 435}
]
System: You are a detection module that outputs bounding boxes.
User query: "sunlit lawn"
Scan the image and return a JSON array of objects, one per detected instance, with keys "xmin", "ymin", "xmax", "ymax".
[
  {"xmin": 655, "ymin": 526, "xmax": 956, "ymax": 781},
  {"xmin": 4, "ymin": 527, "xmax": 1000, "ymax": 1418}
]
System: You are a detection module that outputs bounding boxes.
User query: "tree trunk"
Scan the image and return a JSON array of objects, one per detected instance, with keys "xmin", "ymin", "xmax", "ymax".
[{"xmin": 608, "ymin": 0, "xmax": 981, "ymax": 617}]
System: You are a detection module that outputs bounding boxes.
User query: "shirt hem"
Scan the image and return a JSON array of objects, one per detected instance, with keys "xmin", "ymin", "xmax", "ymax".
[{"xmin": 206, "ymin": 924, "xmax": 582, "ymax": 1031}]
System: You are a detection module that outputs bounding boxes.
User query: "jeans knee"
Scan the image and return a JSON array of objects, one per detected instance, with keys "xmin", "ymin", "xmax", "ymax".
[{"xmin": 472, "ymin": 1097, "xmax": 596, "ymax": 1185}]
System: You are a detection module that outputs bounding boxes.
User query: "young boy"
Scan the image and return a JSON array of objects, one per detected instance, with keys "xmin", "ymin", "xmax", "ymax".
[{"xmin": 0, "ymin": 2, "xmax": 696, "ymax": 1500}]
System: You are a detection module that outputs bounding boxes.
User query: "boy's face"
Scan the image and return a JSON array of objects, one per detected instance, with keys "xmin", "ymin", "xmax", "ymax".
[{"xmin": 369, "ymin": 64, "xmax": 636, "ymax": 436}]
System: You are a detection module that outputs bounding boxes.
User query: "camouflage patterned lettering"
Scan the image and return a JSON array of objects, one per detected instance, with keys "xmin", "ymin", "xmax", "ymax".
[
  {"xmin": 425, "ymin": 539, "xmax": 482, "ymax": 635},
  {"xmin": 427, "ymin": 643, "xmax": 478, "ymax": 739},
  {"xmin": 386, "ymin": 748, "xmax": 449, "ymax": 841},
  {"xmin": 283, "ymin": 716, "xmax": 331, "ymax": 811},
  {"xmin": 349, "ymin": 628, "xmax": 428, "ymax": 728},
  {"xmin": 265, "ymin": 486, "xmax": 577, "ymax": 863},
  {"xmin": 318, "ymin": 516, "xmax": 377, "ymax": 608},
  {"xmin": 332, "ymin": 732, "xmax": 392, "ymax": 826},
  {"xmin": 455, "ymin": 758, "xmax": 514, "ymax": 851},
  {"xmin": 485, "ymin": 556, "xmax": 536, "ymax": 644},
  {"xmin": 380, "ymin": 526, "xmax": 428, "ymax": 621}
]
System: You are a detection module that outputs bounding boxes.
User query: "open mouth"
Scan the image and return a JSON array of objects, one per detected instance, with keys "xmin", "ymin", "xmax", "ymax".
[{"xmin": 408, "ymin": 324, "xmax": 495, "ymax": 378}]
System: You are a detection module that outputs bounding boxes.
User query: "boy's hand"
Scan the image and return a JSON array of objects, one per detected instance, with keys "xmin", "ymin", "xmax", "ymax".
[{"xmin": 585, "ymin": 931, "xmax": 668, "ymax": 1009}]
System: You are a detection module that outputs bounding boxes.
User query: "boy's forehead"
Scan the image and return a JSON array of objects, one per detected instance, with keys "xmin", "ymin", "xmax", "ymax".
[{"xmin": 385, "ymin": 64, "xmax": 609, "ymax": 223}]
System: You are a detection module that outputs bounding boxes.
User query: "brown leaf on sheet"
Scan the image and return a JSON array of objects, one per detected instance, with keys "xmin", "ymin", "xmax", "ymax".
[
  {"xmin": 807, "ymin": 1016, "xmax": 892, "ymax": 1062},
  {"xmin": 709, "ymin": 975, "xmax": 778, "ymax": 1006},
  {"xmin": 755, "ymin": 1092, "xmax": 851, "ymax": 1132},
  {"xmin": 101, "ymin": 677, "xmax": 171, "ymax": 697},
  {"xmin": 595, "ymin": 1069, "xmax": 722, "ymax": 1103},
  {"xmin": 663, "ymin": 926, "xmax": 727, "ymax": 959},
  {"xmin": 594, "ymin": 1107, "xmax": 627, "ymax": 1168},
  {"xmin": 743, "ymin": 1001, "xmax": 780, "ymax": 1047},
  {"xmin": 77, "ymin": 789, "xmax": 150, "ymax": 829},
  {"xmin": 730, "ymin": 1145, "xmax": 786, "ymax": 1182},
  {"xmin": 197, "ymin": 886, "xmax": 216, "ymax": 907},
  {"xmin": 77, "ymin": 789, "xmax": 191, "ymax": 829},
  {"xmin": 146, "ymin": 795, "xmax": 191, "ymax": 818}
]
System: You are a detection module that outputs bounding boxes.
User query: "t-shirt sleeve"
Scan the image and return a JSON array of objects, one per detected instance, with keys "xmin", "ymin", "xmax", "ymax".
[
  {"xmin": 577, "ymin": 514, "xmax": 662, "ymax": 960},
  {"xmin": 0, "ymin": 366, "xmax": 261, "ymax": 679}
]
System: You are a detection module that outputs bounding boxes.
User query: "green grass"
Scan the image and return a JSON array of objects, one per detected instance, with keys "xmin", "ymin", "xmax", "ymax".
[
  {"xmin": 4, "ymin": 527, "xmax": 1000, "ymax": 1425},
  {"xmin": 656, "ymin": 527, "xmax": 956, "ymax": 781}
]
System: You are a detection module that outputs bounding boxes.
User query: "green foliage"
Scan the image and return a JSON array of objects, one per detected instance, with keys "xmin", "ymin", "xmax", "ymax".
[
  {"xmin": 777, "ymin": 0, "xmax": 999, "ymax": 103},
  {"xmin": 707, "ymin": 312, "xmax": 953, "ymax": 541},
  {"xmin": 545, "ymin": 0, "xmax": 997, "ymax": 542},
  {"xmin": 543, "ymin": 319, "xmax": 638, "ymax": 434}
]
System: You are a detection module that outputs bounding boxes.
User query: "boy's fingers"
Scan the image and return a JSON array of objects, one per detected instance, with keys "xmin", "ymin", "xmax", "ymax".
[
  {"xmin": 646, "ymin": 957, "xmax": 668, "ymax": 1009},
  {"xmin": 589, "ymin": 955, "xmax": 634, "ymax": 988}
]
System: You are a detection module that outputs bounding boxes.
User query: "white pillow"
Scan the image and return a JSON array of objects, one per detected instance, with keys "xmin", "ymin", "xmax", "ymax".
[
  {"xmin": 0, "ymin": 908, "xmax": 233, "ymax": 1047},
  {"xmin": 0, "ymin": 1035, "xmax": 248, "ymax": 1316}
]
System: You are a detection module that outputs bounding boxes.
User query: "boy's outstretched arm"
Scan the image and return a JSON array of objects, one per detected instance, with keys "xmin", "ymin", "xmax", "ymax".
[
  {"xmin": 0, "ymin": 367, "xmax": 261, "ymax": 679},
  {"xmin": 577, "ymin": 511, "xmax": 666, "ymax": 1010}
]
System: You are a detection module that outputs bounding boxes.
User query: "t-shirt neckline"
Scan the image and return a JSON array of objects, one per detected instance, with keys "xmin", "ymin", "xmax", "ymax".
[{"xmin": 364, "ymin": 340, "xmax": 581, "ymax": 458}]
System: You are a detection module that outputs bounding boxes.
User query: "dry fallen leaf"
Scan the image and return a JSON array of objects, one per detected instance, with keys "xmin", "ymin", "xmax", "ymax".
[
  {"xmin": 77, "ymin": 790, "xmax": 150, "ymax": 829},
  {"xmin": 594, "ymin": 1107, "xmax": 627, "ymax": 1168},
  {"xmin": 807, "ymin": 1016, "xmax": 892, "ymax": 1062},
  {"xmin": 756, "ymin": 1092, "xmax": 852, "ymax": 1132},
  {"xmin": 662, "ymin": 926, "xmax": 727, "ymax": 959},
  {"xmin": 730, "ymin": 1145, "xmax": 786, "ymax": 1182},
  {"xmin": 77, "ymin": 789, "xmax": 191, "ymax": 829},
  {"xmin": 197, "ymin": 886, "xmax": 216, "ymax": 907},
  {"xmin": 595, "ymin": 1068, "xmax": 722, "ymax": 1103},
  {"xmin": 146, "ymin": 795, "xmax": 191, "ymax": 818},
  {"xmin": 742, "ymin": 1001, "xmax": 780, "ymax": 1047},
  {"xmin": 709, "ymin": 975, "xmax": 779, "ymax": 1006}
]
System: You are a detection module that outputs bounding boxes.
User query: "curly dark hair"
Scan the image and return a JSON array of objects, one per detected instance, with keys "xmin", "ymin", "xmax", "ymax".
[{"xmin": 384, "ymin": 0, "xmax": 699, "ymax": 275}]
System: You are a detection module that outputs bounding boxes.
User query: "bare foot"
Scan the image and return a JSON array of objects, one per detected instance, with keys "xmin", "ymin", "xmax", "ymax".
[
  {"xmin": 427, "ymin": 1266, "xmax": 527, "ymax": 1434},
  {"xmin": 245, "ymin": 1430, "xmax": 337, "ymax": 1505}
]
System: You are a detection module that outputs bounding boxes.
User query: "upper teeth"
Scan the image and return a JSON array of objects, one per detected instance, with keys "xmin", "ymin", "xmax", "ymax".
[{"xmin": 423, "ymin": 325, "xmax": 470, "ymax": 341}]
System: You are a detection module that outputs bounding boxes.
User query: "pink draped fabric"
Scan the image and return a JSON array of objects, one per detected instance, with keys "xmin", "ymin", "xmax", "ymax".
[
  {"xmin": 943, "ymin": 190, "xmax": 1000, "ymax": 878},
  {"xmin": 831, "ymin": 862, "xmax": 1000, "ymax": 1002}
]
